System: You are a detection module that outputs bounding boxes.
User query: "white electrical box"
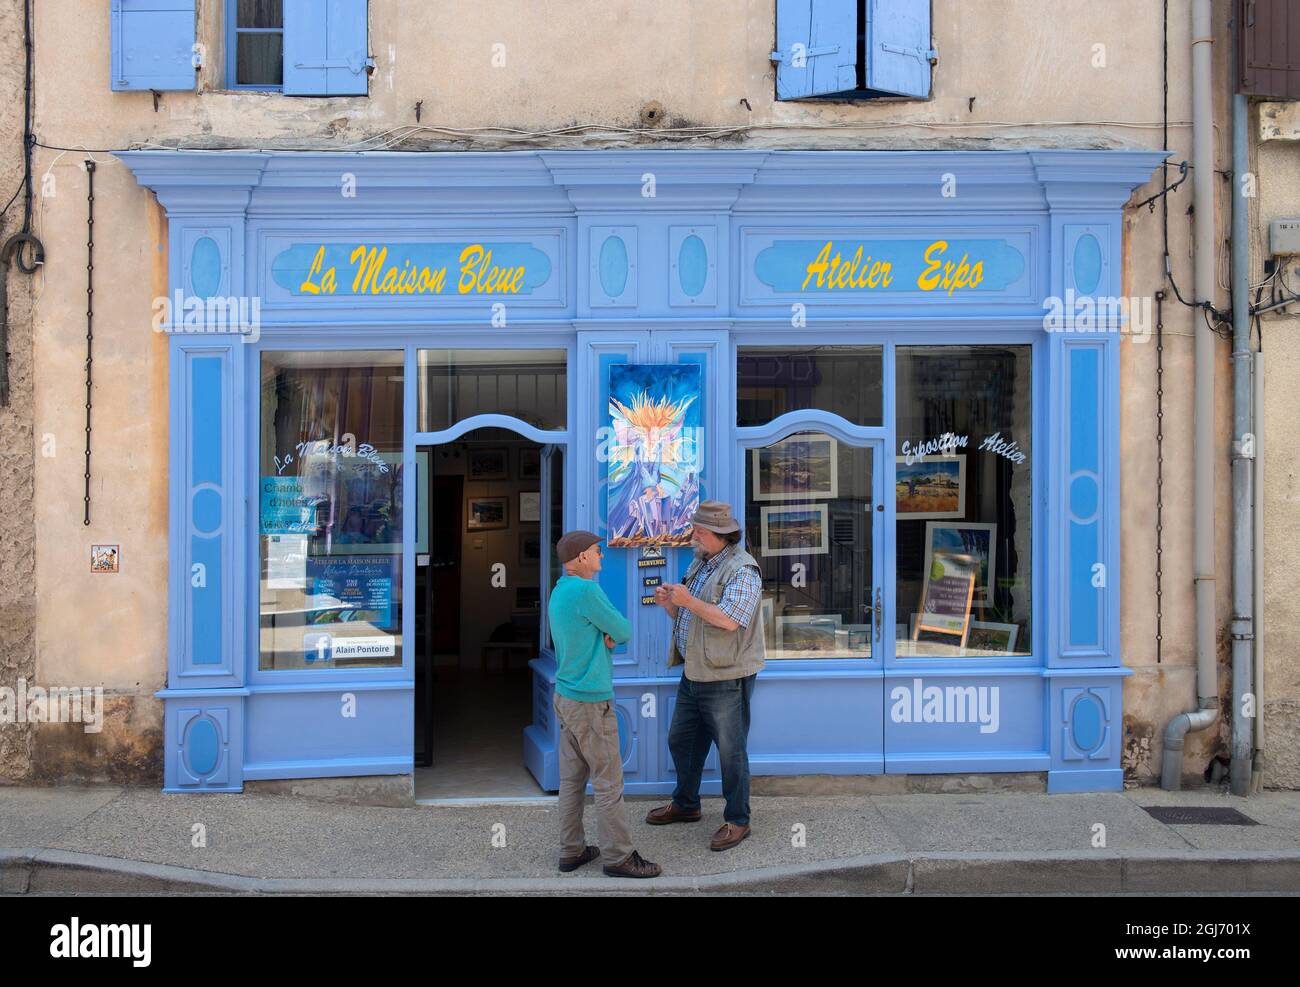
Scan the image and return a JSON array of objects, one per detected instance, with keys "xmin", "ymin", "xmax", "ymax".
[{"xmin": 1269, "ymin": 219, "xmax": 1300, "ymax": 255}]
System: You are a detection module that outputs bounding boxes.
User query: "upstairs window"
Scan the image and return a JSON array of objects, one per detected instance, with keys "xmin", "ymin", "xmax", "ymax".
[
  {"xmin": 772, "ymin": 0, "xmax": 935, "ymax": 101},
  {"xmin": 227, "ymin": 0, "xmax": 373, "ymax": 94}
]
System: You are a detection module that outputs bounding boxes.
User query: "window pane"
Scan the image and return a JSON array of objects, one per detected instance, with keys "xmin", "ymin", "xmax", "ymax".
[
  {"xmin": 259, "ymin": 351, "xmax": 404, "ymax": 671},
  {"xmin": 737, "ymin": 345, "xmax": 882, "ymax": 427},
  {"xmin": 418, "ymin": 349, "xmax": 567, "ymax": 432},
  {"xmin": 894, "ymin": 345, "xmax": 1032, "ymax": 658},
  {"xmin": 744, "ymin": 432, "xmax": 874, "ymax": 659},
  {"xmin": 236, "ymin": 32, "xmax": 283, "ymax": 86},
  {"xmin": 238, "ymin": 0, "xmax": 282, "ymax": 28}
]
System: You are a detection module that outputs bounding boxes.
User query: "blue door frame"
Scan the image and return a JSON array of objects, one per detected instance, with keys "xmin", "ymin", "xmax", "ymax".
[{"xmin": 121, "ymin": 148, "xmax": 1165, "ymax": 795}]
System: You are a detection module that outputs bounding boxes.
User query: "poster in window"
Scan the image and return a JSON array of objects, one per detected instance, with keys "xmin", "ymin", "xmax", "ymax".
[
  {"xmin": 607, "ymin": 363, "xmax": 702, "ymax": 548},
  {"xmin": 924, "ymin": 521, "xmax": 996, "ymax": 605},
  {"xmin": 914, "ymin": 551, "xmax": 978, "ymax": 644}
]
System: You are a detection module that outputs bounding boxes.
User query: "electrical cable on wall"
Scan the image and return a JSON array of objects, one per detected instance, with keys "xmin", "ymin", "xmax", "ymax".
[
  {"xmin": 83, "ymin": 160, "xmax": 95, "ymax": 526},
  {"xmin": 0, "ymin": 0, "xmax": 46, "ymax": 407}
]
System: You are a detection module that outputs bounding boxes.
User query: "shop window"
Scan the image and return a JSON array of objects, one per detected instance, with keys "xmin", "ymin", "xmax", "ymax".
[
  {"xmin": 744, "ymin": 432, "xmax": 875, "ymax": 659},
  {"xmin": 894, "ymin": 345, "xmax": 1032, "ymax": 658},
  {"xmin": 418, "ymin": 349, "xmax": 568, "ymax": 432},
  {"xmin": 258, "ymin": 350, "xmax": 403, "ymax": 671},
  {"xmin": 772, "ymin": 0, "xmax": 935, "ymax": 101},
  {"xmin": 737, "ymin": 345, "xmax": 882, "ymax": 427},
  {"xmin": 227, "ymin": 0, "xmax": 372, "ymax": 94}
]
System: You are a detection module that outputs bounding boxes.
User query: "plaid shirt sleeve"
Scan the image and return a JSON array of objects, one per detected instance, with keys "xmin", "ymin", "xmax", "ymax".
[{"xmin": 716, "ymin": 563, "xmax": 762, "ymax": 629}]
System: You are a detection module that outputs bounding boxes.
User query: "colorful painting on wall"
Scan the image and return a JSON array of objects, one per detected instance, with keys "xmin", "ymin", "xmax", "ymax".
[{"xmin": 607, "ymin": 363, "xmax": 702, "ymax": 548}]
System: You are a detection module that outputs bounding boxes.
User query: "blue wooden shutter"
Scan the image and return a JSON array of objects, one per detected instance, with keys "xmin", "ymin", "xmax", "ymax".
[
  {"xmin": 773, "ymin": 0, "xmax": 858, "ymax": 100},
  {"xmin": 865, "ymin": 0, "xmax": 935, "ymax": 98},
  {"xmin": 110, "ymin": 0, "xmax": 196, "ymax": 91},
  {"xmin": 283, "ymin": 0, "xmax": 371, "ymax": 96}
]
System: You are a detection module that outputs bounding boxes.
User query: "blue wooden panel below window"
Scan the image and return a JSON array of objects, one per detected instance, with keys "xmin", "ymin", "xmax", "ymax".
[
  {"xmin": 110, "ymin": 0, "xmax": 197, "ymax": 92},
  {"xmin": 774, "ymin": 0, "xmax": 858, "ymax": 99},
  {"xmin": 283, "ymin": 0, "xmax": 371, "ymax": 96},
  {"xmin": 866, "ymin": 0, "xmax": 934, "ymax": 98},
  {"xmin": 189, "ymin": 355, "xmax": 224, "ymax": 665}
]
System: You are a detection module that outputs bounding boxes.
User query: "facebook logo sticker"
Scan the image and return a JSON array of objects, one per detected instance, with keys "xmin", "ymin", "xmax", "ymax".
[{"xmin": 304, "ymin": 632, "xmax": 333, "ymax": 664}]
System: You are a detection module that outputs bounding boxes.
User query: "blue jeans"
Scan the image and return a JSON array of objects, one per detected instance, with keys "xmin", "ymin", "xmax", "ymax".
[{"xmin": 667, "ymin": 673, "xmax": 757, "ymax": 826}]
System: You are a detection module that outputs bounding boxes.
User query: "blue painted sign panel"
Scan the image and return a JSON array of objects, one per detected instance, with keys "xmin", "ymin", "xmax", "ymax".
[
  {"xmin": 754, "ymin": 237, "xmax": 1026, "ymax": 295},
  {"xmin": 270, "ymin": 242, "xmax": 554, "ymax": 297}
]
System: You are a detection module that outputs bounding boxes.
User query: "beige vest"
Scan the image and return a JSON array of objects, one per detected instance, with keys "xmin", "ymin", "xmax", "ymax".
[{"xmin": 668, "ymin": 547, "xmax": 767, "ymax": 682}]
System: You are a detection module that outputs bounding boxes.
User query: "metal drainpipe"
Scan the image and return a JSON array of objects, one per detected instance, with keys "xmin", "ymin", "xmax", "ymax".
[
  {"xmin": 1228, "ymin": 21, "xmax": 1255, "ymax": 797},
  {"xmin": 1251, "ymin": 349, "xmax": 1265, "ymax": 793},
  {"xmin": 1162, "ymin": 0, "xmax": 1220, "ymax": 790}
]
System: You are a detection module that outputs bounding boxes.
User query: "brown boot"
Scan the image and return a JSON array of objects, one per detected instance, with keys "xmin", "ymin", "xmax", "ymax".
[
  {"xmin": 709, "ymin": 822, "xmax": 751, "ymax": 851},
  {"xmin": 603, "ymin": 850, "xmax": 662, "ymax": 879},
  {"xmin": 644, "ymin": 802, "xmax": 703, "ymax": 825}
]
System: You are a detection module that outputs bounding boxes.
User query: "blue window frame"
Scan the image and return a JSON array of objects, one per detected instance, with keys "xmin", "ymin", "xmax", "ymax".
[
  {"xmin": 225, "ymin": 0, "xmax": 372, "ymax": 95},
  {"xmin": 773, "ymin": 0, "xmax": 936, "ymax": 101}
]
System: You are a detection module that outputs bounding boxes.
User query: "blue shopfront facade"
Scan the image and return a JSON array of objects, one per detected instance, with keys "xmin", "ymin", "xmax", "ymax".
[{"xmin": 119, "ymin": 148, "xmax": 1164, "ymax": 797}]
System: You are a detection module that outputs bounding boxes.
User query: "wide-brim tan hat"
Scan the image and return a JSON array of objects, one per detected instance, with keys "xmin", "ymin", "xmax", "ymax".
[{"xmin": 690, "ymin": 500, "xmax": 740, "ymax": 534}]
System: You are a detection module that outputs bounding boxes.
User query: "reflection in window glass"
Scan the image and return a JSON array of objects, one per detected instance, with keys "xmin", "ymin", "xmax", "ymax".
[
  {"xmin": 259, "ymin": 351, "xmax": 403, "ymax": 671},
  {"xmin": 418, "ymin": 349, "xmax": 567, "ymax": 432},
  {"xmin": 744, "ymin": 432, "xmax": 874, "ymax": 659},
  {"xmin": 895, "ymin": 346, "xmax": 1031, "ymax": 659},
  {"xmin": 737, "ymin": 346, "xmax": 882, "ymax": 427}
]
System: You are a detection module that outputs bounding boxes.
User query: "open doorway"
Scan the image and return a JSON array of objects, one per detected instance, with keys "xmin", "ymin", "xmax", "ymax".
[{"xmin": 414, "ymin": 428, "xmax": 562, "ymax": 799}]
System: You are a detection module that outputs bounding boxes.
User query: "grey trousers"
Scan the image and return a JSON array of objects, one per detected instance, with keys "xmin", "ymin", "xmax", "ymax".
[{"xmin": 554, "ymin": 693, "xmax": 635, "ymax": 867}]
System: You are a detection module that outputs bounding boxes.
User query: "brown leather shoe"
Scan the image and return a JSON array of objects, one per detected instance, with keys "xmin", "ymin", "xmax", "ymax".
[
  {"xmin": 645, "ymin": 802, "xmax": 703, "ymax": 825},
  {"xmin": 558, "ymin": 845, "xmax": 599, "ymax": 873},
  {"xmin": 603, "ymin": 850, "xmax": 662, "ymax": 879},
  {"xmin": 709, "ymin": 822, "xmax": 751, "ymax": 851}
]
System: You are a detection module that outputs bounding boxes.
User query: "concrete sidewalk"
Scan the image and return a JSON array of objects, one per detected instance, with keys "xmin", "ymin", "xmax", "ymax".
[{"xmin": 2, "ymin": 784, "xmax": 1299, "ymax": 894}]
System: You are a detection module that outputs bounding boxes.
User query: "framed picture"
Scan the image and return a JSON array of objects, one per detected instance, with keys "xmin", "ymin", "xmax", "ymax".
[
  {"xmin": 896, "ymin": 454, "xmax": 966, "ymax": 519},
  {"xmin": 607, "ymin": 363, "xmax": 702, "ymax": 548},
  {"xmin": 466, "ymin": 496, "xmax": 508, "ymax": 530},
  {"xmin": 518, "ymin": 447, "xmax": 541, "ymax": 482},
  {"xmin": 923, "ymin": 521, "xmax": 996, "ymax": 605},
  {"xmin": 519, "ymin": 490, "xmax": 540, "ymax": 523},
  {"xmin": 843, "ymin": 623, "xmax": 871, "ymax": 652},
  {"xmin": 468, "ymin": 448, "xmax": 509, "ymax": 481},
  {"xmin": 751, "ymin": 432, "xmax": 838, "ymax": 501},
  {"xmin": 963, "ymin": 620, "xmax": 1020, "ymax": 655},
  {"xmin": 760, "ymin": 504, "xmax": 829, "ymax": 557},
  {"xmin": 519, "ymin": 526, "xmax": 541, "ymax": 564},
  {"xmin": 775, "ymin": 613, "xmax": 842, "ymax": 654},
  {"xmin": 90, "ymin": 544, "xmax": 120, "ymax": 573}
]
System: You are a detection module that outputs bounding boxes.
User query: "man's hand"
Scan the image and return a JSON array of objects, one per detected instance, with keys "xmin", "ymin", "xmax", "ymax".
[
  {"xmin": 654, "ymin": 584, "xmax": 671, "ymax": 608},
  {"xmin": 664, "ymin": 583, "xmax": 694, "ymax": 608},
  {"xmin": 603, "ymin": 633, "xmax": 616, "ymax": 650}
]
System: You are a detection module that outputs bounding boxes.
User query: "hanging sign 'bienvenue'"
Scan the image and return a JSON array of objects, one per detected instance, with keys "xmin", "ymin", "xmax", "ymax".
[{"xmin": 271, "ymin": 242, "xmax": 553, "ymax": 297}]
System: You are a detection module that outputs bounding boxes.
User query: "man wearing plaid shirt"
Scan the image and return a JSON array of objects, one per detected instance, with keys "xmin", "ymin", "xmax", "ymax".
[{"xmin": 649, "ymin": 501, "xmax": 765, "ymax": 851}]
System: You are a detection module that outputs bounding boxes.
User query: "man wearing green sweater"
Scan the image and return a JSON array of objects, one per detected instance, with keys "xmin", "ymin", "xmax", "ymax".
[{"xmin": 547, "ymin": 530, "xmax": 661, "ymax": 879}]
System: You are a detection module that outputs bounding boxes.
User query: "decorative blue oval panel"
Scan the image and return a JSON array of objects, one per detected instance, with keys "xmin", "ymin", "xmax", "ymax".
[
  {"xmin": 1069, "ymin": 473, "xmax": 1099, "ymax": 521},
  {"xmin": 190, "ymin": 236, "xmax": 222, "ymax": 298},
  {"xmin": 1072, "ymin": 233, "xmax": 1103, "ymax": 295},
  {"xmin": 615, "ymin": 704, "xmax": 631, "ymax": 761},
  {"xmin": 1070, "ymin": 694, "xmax": 1104, "ymax": 754},
  {"xmin": 193, "ymin": 488, "xmax": 222, "ymax": 535},
  {"xmin": 598, "ymin": 235, "xmax": 629, "ymax": 299},
  {"xmin": 677, "ymin": 234, "xmax": 708, "ymax": 297},
  {"xmin": 186, "ymin": 716, "xmax": 220, "ymax": 776}
]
